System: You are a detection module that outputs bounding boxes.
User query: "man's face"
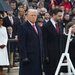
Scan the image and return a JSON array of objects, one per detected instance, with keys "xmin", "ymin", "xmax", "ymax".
[
  {"xmin": 27, "ymin": 11, "xmax": 37, "ymax": 23},
  {"xmin": 72, "ymin": 8, "xmax": 75, "ymax": 14},
  {"xmin": 7, "ymin": 11, "xmax": 13, "ymax": 16},
  {"xmin": 64, "ymin": 14, "xmax": 70, "ymax": 20},
  {"xmin": 10, "ymin": 3, "xmax": 16, "ymax": 9},
  {"xmin": 32, "ymin": 1, "xmax": 37, "ymax": 5},
  {"xmin": 44, "ymin": 13, "xmax": 50, "ymax": 19},
  {"xmin": 19, "ymin": 8, "xmax": 25, "ymax": 16},
  {"xmin": 60, "ymin": 6, "xmax": 64, "ymax": 12},
  {"xmin": 55, "ymin": 12, "xmax": 62, "ymax": 22}
]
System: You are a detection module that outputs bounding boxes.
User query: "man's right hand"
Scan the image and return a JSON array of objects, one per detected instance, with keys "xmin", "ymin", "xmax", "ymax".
[
  {"xmin": 44, "ymin": 57, "xmax": 49, "ymax": 63},
  {"xmin": 22, "ymin": 58, "xmax": 30, "ymax": 64}
]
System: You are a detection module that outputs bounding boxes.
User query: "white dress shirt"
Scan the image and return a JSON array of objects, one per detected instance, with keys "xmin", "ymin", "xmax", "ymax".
[{"xmin": 50, "ymin": 18, "xmax": 57, "ymax": 28}]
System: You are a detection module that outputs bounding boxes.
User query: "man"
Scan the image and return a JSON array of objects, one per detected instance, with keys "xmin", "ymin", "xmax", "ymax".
[
  {"xmin": 60, "ymin": 13, "xmax": 71, "ymax": 29},
  {"xmin": 69, "ymin": 0, "xmax": 75, "ymax": 8},
  {"xmin": 3, "ymin": 10, "xmax": 18, "ymax": 35},
  {"xmin": 10, "ymin": 1, "xmax": 18, "ymax": 16},
  {"xmin": 43, "ymin": 12, "xmax": 50, "ymax": 24},
  {"xmin": 38, "ymin": 0, "xmax": 49, "ymax": 10},
  {"xmin": 30, "ymin": 0, "xmax": 38, "ymax": 9},
  {"xmin": 18, "ymin": 9, "xmax": 43, "ymax": 75},
  {"xmin": 42, "ymin": 8, "xmax": 63, "ymax": 75}
]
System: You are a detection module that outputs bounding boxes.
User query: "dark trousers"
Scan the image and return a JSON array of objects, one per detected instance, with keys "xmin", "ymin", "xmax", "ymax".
[{"xmin": 45, "ymin": 73, "xmax": 50, "ymax": 75}]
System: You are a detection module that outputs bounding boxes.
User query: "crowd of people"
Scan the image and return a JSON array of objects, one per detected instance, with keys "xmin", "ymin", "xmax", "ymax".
[{"xmin": 0, "ymin": 0, "xmax": 75, "ymax": 75}]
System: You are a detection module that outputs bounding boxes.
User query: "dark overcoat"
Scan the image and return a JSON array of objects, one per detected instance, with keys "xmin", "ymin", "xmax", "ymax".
[
  {"xmin": 3, "ymin": 16, "xmax": 18, "ymax": 35},
  {"xmin": 42, "ymin": 20, "xmax": 63, "ymax": 75},
  {"xmin": 18, "ymin": 21, "xmax": 43, "ymax": 75}
]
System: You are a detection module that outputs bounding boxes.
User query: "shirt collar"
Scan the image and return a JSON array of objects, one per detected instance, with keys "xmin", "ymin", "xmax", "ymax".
[
  {"xmin": 50, "ymin": 18, "xmax": 56, "ymax": 28},
  {"xmin": 8, "ymin": 15, "xmax": 12, "ymax": 18},
  {"xmin": 45, "ymin": 19, "xmax": 49, "ymax": 22},
  {"xmin": 28, "ymin": 20, "xmax": 35, "ymax": 26}
]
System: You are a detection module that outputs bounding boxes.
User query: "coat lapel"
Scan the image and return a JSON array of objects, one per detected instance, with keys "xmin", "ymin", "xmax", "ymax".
[
  {"xmin": 47, "ymin": 20, "xmax": 58, "ymax": 35},
  {"xmin": 7, "ymin": 16, "xmax": 11, "ymax": 25},
  {"xmin": 27, "ymin": 21, "xmax": 38, "ymax": 37},
  {"xmin": 7, "ymin": 16, "xmax": 14, "ymax": 25},
  {"xmin": 36, "ymin": 24, "xmax": 41, "ymax": 37}
]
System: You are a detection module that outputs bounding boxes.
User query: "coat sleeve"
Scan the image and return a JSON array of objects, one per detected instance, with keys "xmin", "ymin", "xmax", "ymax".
[
  {"xmin": 4, "ymin": 27, "xmax": 8, "ymax": 45},
  {"xmin": 18, "ymin": 25, "xmax": 28, "ymax": 60},
  {"xmin": 42, "ymin": 25, "xmax": 48, "ymax": 58}
]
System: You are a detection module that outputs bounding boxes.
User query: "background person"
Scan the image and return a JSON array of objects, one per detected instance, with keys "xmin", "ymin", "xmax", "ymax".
[
  {"xmin": 7, "ymin": 26, "xmax": 16, "ymax": 68},
  {"xmin": 0, "ymin": 16, "xmax": 9, "ymax": 75},
  {"xmin": 61, "ymin": 22, "xmax": 75, "ymax": 74}
]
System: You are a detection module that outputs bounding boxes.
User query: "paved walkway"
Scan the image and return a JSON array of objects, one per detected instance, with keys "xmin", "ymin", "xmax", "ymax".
[
  {"xmin": 4, "ymin": 67, "xmax": 19, "ymax": 75},
  {"xmin": 4, "ymin": 69, "xmax": 69, "ymax": 75},
  {"xmin": 4, "ymin": 67, "xmax": 45, "ymax": 75}
]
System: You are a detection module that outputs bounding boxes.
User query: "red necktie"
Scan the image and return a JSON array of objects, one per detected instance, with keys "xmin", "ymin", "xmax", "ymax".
[
  {"xmin": 55, "ymin": 24, "xmax": 59, "ymax": 34},
  {"xmin": 10, "ymin": 17, "xmax": 13, "ymax": 24},
  {"xmin": 32, "ymin": 25, "xmax": 38, "ymax": 34}
]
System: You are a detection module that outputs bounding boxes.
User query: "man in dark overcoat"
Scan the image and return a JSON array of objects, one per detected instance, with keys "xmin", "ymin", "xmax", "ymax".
[
  {"xmin": 42, "ymin": 8, "xmax": 63, "ymax": 75},
  {"xmin": 3, "ymin": 10, "xmax": 18, "ymax": 35},
  {"xmin": 18, "ymin": 9, "xmax": 43, "ymax": 75}
]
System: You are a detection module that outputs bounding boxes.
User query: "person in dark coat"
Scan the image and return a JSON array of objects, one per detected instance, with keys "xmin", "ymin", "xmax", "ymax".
[
  {"xmin": 43, "ymin": 12, "xmax": 50, "ymax": 24},
  {"xmin": 65, "ymin": 22, "xmax": 75, "ymax": 69},
  {"xmin": 70, "ymin": 7, "xmax": 75, "ymax": 19},
  {"xmin": 42, "ymin": 8, "xmax": 63, "ymax": 75},
  {"xmin": 60, "ymin": 13, "xmax": 71, "ymax": 29},
  {"xmin": 18, "ymin": 9, "xmax": 43, "ymax": 75},
  {"xmin": 10, "ymin": 1, "xmax": 18, "ymax": 17},
  {"xmin": 61, "ymin": 22, "xmax": 75, "ymax": 73},
  {"xmin": 3, "ymin": 10, "xmax": 18, "ymax": 35},
  {"xmin": 69, "ymin": 0, "xmax": 75, "ymax": 8},
  {"xmin": 39, "ymin": 0, "xmax": 49, "ymax": 11}
]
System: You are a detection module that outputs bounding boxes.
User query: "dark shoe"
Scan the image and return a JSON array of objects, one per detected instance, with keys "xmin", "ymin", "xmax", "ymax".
[
  {"xmin": 10, "ymin": 65, "xmax": 13, "ymax": 68},
  {"xmin": 13, "ymin": 64, "xmax": 18, "ymax": 67}
]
